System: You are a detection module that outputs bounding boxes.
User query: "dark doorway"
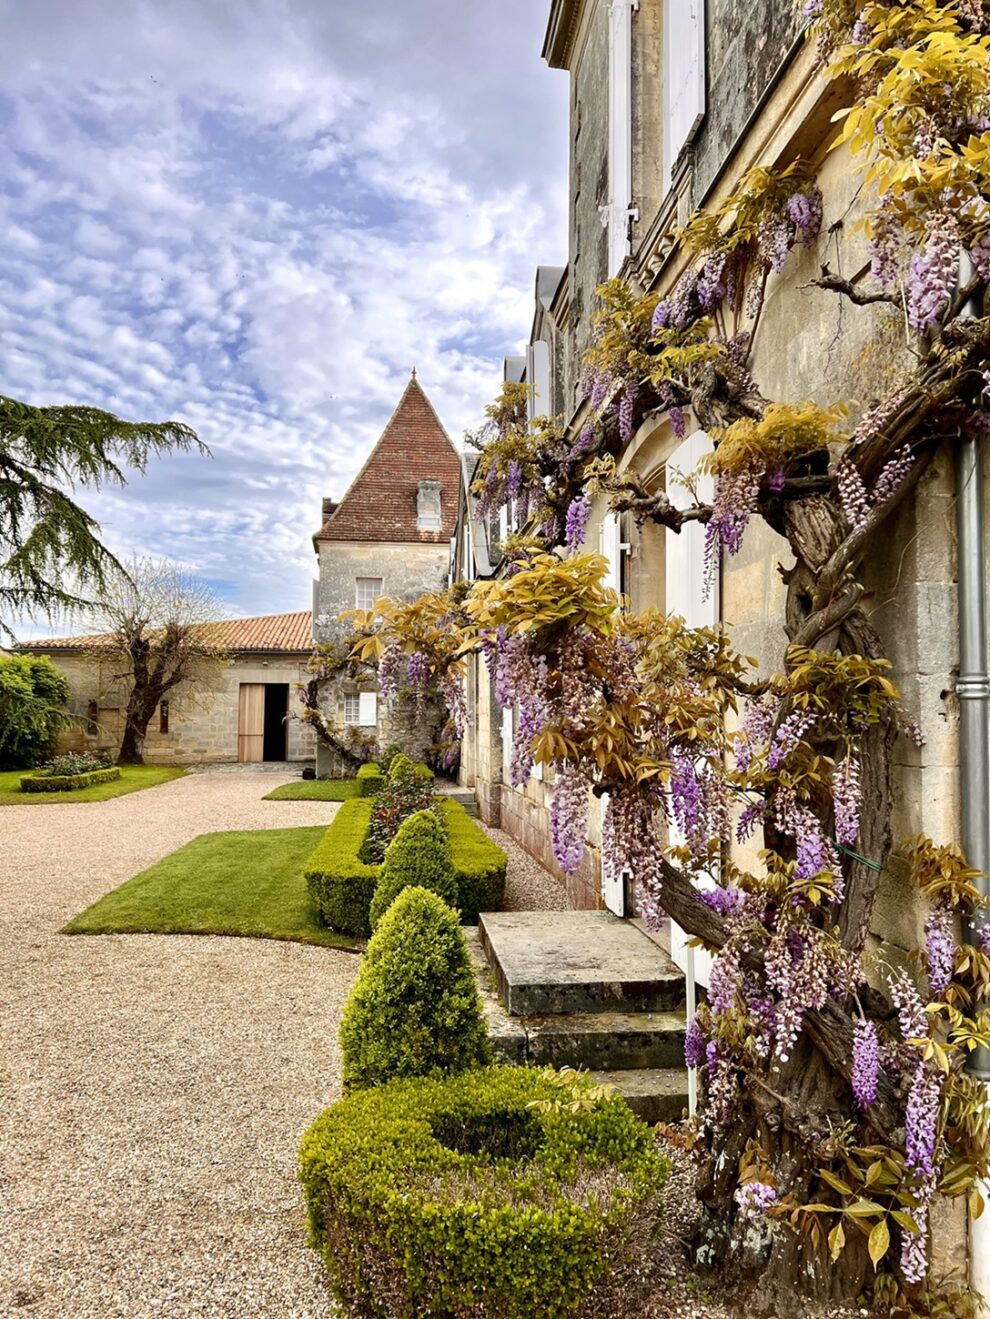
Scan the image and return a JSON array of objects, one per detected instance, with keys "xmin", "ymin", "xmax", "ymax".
[{"xmin": 262, "ymin": 684, "xmax": 289, "ymax": 760}]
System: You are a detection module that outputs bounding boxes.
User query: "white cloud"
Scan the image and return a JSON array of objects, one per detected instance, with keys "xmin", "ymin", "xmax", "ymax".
[{"xmin": 0, "ymin": 0, "xmax": 567, "ymax": 635}]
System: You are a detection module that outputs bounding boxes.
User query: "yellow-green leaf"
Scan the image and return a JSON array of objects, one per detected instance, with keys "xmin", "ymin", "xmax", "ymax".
[{"xmin": 868, "ymin": 1218, "xmax": 890, "ymax": 1269}]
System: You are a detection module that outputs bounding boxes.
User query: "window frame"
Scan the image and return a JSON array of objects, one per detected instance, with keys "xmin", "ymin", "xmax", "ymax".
[{"xmin": 354, "ymin": 577, "xmax": 383, "ymax": 611}]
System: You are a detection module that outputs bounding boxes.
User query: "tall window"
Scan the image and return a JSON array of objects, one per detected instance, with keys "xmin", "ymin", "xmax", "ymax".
[
  {"xmin": 159, "ymin": 701, "xmax": 170, "ymax": 734},
  {"xmin": 606, "ymin": 0, "xmax": 635, "ymax": 276},
  {"xmin": 662, "ymin": 0, "xmax": 706, "ymax": 193},
  {"xmin": 417, "ymin": 480, "xmax": 442, "ymax": 531},
  {"xmin": 344, "ymin": 694, "xmax": 361, "ymax": 725},
  {"xmin": 355, "ymin": 577, "xmax": 383, "ymax": 610}
]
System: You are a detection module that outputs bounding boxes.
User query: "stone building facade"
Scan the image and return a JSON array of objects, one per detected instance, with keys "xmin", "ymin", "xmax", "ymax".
[
  {"xmin": 456, "ymin": 0, "xmax": 985, "ymax": 976},
  {"xmin": 312, "ymin": 372, "xmax": 463, "ymax": 776},
  {"xmin": 22, "ymin": 612, "xmax": 317, "ymax": 765}
]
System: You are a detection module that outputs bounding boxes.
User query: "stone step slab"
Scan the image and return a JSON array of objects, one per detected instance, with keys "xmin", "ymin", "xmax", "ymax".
[
  {"xmin": 477, "ymin": 910, "xmax": 685, "ymax": 1016},
  {"xmin": 591, "ymin": 1068, "xmax": 689, "ymax": 1125}
]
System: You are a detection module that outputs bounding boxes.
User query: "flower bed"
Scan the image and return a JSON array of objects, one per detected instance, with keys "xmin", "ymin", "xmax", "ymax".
[
  {"xmin": 303, "ymin": 798, "xmax": 506, "ymax": 936},
  {"xmin": 299, "ymin": 1065, "xmax": 668, "ymax": 1319},
  {"xmin": 21, "ymin": 766, "xmax": 122, "ymax": 793}
]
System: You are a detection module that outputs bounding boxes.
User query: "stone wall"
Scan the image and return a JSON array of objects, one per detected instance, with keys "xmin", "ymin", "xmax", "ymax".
[{"xmin": 39, "ymin": 650, "xmax": 316, "ymax": 764}]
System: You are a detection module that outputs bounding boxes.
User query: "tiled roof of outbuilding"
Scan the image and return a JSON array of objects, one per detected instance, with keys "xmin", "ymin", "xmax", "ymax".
[
  {"xmin": 315, "ymin": 374, "xmax": 462, "ymax": 545},
  {"xmin": 19, "ymin": 611, "xmax": 314, "ymax": 655}
]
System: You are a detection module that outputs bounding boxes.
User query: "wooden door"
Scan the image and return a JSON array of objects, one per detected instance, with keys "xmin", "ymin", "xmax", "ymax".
[{"xmin": 238, "ymin": 684, "xmax": 265, "ymax": 762}]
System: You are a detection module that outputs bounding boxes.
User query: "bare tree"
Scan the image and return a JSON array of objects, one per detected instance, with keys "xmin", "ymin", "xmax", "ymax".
[{"xmin": 82, "ymin": 558, "xmax": 229, "ymax": 764}]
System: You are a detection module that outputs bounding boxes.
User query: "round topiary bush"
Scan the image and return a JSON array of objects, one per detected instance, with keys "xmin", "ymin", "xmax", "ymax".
[
  {"xmin": 340, "ymin": 886, "xmax": 491, "ymax": 1092},
  {"xmin": 369, "ymin": 808, "xmax": 457, "ymax": 930},
  {"xmin": 299, "ymin": 1065, "xmax": 669, "ymax": 1319}
]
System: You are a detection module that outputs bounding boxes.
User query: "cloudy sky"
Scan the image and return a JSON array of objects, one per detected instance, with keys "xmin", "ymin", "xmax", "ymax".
[{"xmin": 1, "ymin": 0, "xmax": 568, "ymax": 632}]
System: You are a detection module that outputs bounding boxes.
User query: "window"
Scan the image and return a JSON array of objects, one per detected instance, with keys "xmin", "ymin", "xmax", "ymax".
[
  {"xmin": 159, "ymin": 701, "xmax": 169, "ymax": 734},
  {"xmin": 355, "ymin": 577, "xmax": 383, "ymax": 611},
  {"xmin": 417, "ymin": 480, "xmax": 442, "ymax": 531},
  {"xmin": 663, "ymin": 0, "xmax": 706, "ymax": 193},
  {"xmin": 344, "ymin": 692, "xmax": 378, "ymax": 727},
  {"xmin": 605, "ymin": 0, "xmax": 635, "ymax": 276}
]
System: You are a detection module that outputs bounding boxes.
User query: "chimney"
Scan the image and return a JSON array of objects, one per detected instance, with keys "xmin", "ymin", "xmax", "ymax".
[{"xmin": 322, "ymin": 497, "xmax": 338, "ymax": 522}]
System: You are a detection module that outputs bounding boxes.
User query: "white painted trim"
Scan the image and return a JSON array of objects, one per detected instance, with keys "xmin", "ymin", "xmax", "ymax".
[
  {"xmin": 662, "ymin": 0, "xmax": 706, "ymax": 193},
  {"xmin": 607, "ymin": 0, "xmax": 635, "ymax": 276},
  {"xmin": 357, "ymin": 691, "xmax": 378, "ymax": 727}
]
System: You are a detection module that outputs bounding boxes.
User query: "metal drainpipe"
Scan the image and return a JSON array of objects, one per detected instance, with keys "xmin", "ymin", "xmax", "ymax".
[{"xmin": 955, "ymin": 252, "xmax": 990, "ymax": 1312}]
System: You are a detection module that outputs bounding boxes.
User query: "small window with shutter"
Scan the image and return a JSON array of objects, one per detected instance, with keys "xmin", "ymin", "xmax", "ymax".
[
  {"xmin": 345, "ymin": 692, "xmax": 378, "ymax": 727},
  {"xmin": 417, "ymin": 480, "xmax": 442, "ymax": 531}
]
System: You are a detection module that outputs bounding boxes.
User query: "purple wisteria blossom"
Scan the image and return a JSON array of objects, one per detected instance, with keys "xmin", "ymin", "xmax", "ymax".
[
  {"xmin": 851, "ymin": 1018, "xmax": 879, "ymax": 1109},
  {"xmin": 908, "ymin": 210, "xmax": 958, "ymax": 334},
  {"xmin": 377, "ymin": 642, "xmax": 403, "ymax": 699},
  {"xmin": 872, "ymin": 444, "xmax": 914, "ymax": 506},
  {"xmin": 701, "ymin": 886, "xmax": 747, "ymax": 917},
  {"xmin": 889, "ymin": 968, "xmax": 929, "ymax": 1042},
  {"xmin": 564, "ymin": 493, "xmax": 592, "ymax": 553},
  {"xmin": 786, "ymin": 187, "xmax": 823, "ymax": 245},
  {"xmin": 901, "ymin": 1210, "xmax": 929, "ymax": 1285},
  {"xmin": 832, "ymin": 755, "xmax": 861, "ymax": 847},
  {"xmin": 925, "ymin": 905, "xmax": 955, "ymax": 999},
  {"xmin": 869, "ymin": 203, "xmax": 902, "ymax": 287},
  {"xmin": 652, "ymin": 299, "xmax": 671, "ymax": 330},
  {"xmin": 406, "ymin": 651, "xmax": 430, "ymax": 697},
  {"xmin": 837, "ymin": 458, "xmax": 871, "ymax": 532},
  {"xmin": 618, "ymin": 385, "xmax": 637, "ymax": 443},
  {"xmin": 670, "ymin": 754, "xmax": 701, "ymax": 839},
  {"xmin": 684, "ymin": 1014, "xmax": 707, "ymax": 1068},
  {"xmin": 549, "ymin": 766, "xmax": 591, "ymax": 875},
  {"xmin": 768, "ymin": 708, "xmax": 816, "ymax": 770},
  {"xmin": 905, "ymin": 1067, "xmax": 942, "ymax": 1177},
  {"xmin": 735, "ymin": 1180, "xmax": 779, "ymax": 1221}
]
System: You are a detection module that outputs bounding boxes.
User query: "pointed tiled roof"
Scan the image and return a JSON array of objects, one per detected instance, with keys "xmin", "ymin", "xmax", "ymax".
[{"xmin": 315, "ymin": 375, "xmax": 462, "ymax": 545}]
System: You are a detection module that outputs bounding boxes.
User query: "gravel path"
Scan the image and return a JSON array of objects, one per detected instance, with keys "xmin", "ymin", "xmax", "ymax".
[
  {"xmin": 1, "ymin": 770, "xmax": 349, "ymax": 1319},
  {"xmin": 476, "ymin": 819, "xmax": 570, "ymax": 912}
]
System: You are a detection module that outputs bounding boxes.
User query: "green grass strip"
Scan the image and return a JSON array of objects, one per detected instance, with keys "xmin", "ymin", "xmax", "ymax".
[
  {"xmin": 63, "ymin": 825, "xmax": 363, "ymax": 952},
  {"xmin": 0, "ymin": 764, "xmax": 186, "ymax": 805},
  {"xmin": 263, "ymin": 778, "xmax": 361, "ymax": 802}
]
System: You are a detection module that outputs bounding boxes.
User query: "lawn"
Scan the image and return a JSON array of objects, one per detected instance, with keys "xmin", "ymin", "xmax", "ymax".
[
  {"xmin": 63, "ymin": 825, "xmax": 363, "ymax": 951},
  {"xmin": 263, "ymin": 778, "xmax": 361, "ymax": 802},
  {"xmin": 0, "ymin": 764, "xmax": 186, "ymax": 805}
]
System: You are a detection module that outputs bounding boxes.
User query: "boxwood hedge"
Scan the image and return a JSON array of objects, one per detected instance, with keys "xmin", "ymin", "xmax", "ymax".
[
  {"xmin": 304, "ymin": 798, "xmax": 506, "ymax": 937},
  {"xmin": 369, "ymin": 810, "xmax": 459, "ymax": 931},
  {"xmin": 20, "ymin": 766, "xmax": 122, "ymax": 793},
  {"xmin": 299, "ymin": 1065, "xmax": 669, "ymax": 1319},
  {"xmin": 355, "ymin": 762, "xmax": 384, "ymax": 796}
]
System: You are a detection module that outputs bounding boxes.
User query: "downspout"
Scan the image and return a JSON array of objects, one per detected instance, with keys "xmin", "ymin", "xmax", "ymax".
[{"xmin": 955, "ymin": 252, "xmax": 990, "ymax": 1311}]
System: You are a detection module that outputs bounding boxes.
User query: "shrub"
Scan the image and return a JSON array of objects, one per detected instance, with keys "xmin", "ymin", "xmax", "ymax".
[
  {"xmin": 0, "ymin": 655, "xmax": 72, "ymax": 769},
  {"xmin": 299, "ymin": 1065, "xmax": 669, "ymax": 1319},
  {"xmin": 339, "ymin": 887, "xmax": 491, "ymax": 1092},
  {"xmin": 355, "ymin": 762, "xmax": 384, "ymax": 797},
  {"xmin": 21, "ymin": 766, "xmax": 121, "ymax": 793},
  {"xmin": 38, "ymin": 750, "xmax": 113, "ymax": 777},
  {"xmin": 376, "ymin": 742, "xmax": 404, "ymax": 773},
  {"xmin": 369, "ymin": 809, "xmax": 458, "ymax": 929},
  {"xmin": 364, "ymin": 755, "xmax": 438, "ymax": 861},
  {"xmin": 305, "ymin": 799, "xmax": 507, "ymax": 936},
  {"xmin": 304, "ymin": 799, "xmax": 379, "ymax": 936},
  {"xmin": 440, "ymin": 799, "xmax": 507, "ymax": 921}
]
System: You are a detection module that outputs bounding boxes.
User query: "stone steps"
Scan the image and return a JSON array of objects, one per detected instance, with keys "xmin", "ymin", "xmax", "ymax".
[
  {"xmin": 466, "ymin": 918, "xmax": 690, "ymax": 1124},
  {"xmin": 478, "ymin": 910, "xmax": 685, "ymax": 1016},
  {"xmin": 443, "ymin": 790, "xmax": 479, "ymax": 817}
]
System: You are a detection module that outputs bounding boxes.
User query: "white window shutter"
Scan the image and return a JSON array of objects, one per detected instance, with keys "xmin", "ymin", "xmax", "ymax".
[
  {"xmin": 665, "ymin": 428, "xmax": 715, "ymax": 996},
  {"xmin": 663, "ymin": 0, "xmax": 706, "ymax": 193},
  {"xmin": 502, "ymin": 703, "xmax": 513, "ymax": 777},
  {"xmin": 606, "ymin": 0, "xmax": 634, "ymax": 276},
  {"xmin": 600, "ymin": 511, "xmax": 622, "ymax": 596},
  {"xmin": 358, "ymin": 692, "xmax": 378, "ymax": 726}
]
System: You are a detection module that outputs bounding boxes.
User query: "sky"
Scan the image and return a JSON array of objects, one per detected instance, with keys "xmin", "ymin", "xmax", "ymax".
[{"xmin": 0, "ymin": 0, "xmax": 569, "ymax": 634}]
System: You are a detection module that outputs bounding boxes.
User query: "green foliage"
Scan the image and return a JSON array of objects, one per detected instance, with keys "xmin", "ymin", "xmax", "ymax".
[
  {"xmin": 364, "ymin": 755, "xmax": 438, "ymax": 861},
  {"xmin": 262, "ymin": 779, "xmax": 361, "ymax": 802},
  {"xmin": 703, "ymin": 403, "xmax": 849, "ymax": 479},
  {"xmin": 0, "ymin": 654, "xmax": 72, "ymax": 768},
  {"xmin": 64, "ymin": 824, "xmax": 361, "ymax": 950},
  {"xmin": 356, "ymin": 762, "xmax": 384, "ymax": 796},
  {"xmin": 0, "ymin": 763, "xmax": 184, "ymax": 805},
  {"xmin": 304, "ymin": 798, "xmax": 381, "ymax": 936},
  {"xmin": 339, "ymin": 886, "xmax": 491, "ymax": 1092},
  {"xmin": 37, "ymin": 750, "xmax": 113, "ymax": 776},
  {"xmin": 299, "ymin": 1064, "xmax": 669, "ymax": 1319},
  {"xmin": 305, "ymin": 798, "xmax": 508, "ymax": 938},
  {"xmin": 0, "ymin": 394, "xmax": 203, "ymax": 628},
  {"xmin": 20, "ymin": 766, "xmax": 121, "ymax": 792},
  {"xmin": 369, "ymin": 809, "xmax": 458, "ymax": 930}
]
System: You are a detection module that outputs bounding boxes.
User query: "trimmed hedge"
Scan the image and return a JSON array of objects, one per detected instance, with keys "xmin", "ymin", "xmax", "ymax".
[
  {"xmin": 303, "ymin": 799, "xmax": 379, "ymax": 936},
  {"xmin": 341, "ymin": 886, "xmax": 491, "ymax": 1091},
  {"xmin": 304, "ymin": 797, "xmax": 507, "ymax": 937},
  {"xmin": 369, "ymin": 809, "xmax": 458, "ymax": 930},
  {"xmin": 356, "ymin": 762, "xmax": 384, "ymax": 796},
  {"xmin": 20, "ymin": 767, "xmax": 122, "ymax": 793},
  {"xmin": 300, "ymin": 1065, "xmax": 669, "ymax": 1319}
]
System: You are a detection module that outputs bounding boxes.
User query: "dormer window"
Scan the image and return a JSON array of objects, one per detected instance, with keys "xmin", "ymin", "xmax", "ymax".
[{"xmin": 417, "ymin": 479, "xmax": 442, "ymax": 531}]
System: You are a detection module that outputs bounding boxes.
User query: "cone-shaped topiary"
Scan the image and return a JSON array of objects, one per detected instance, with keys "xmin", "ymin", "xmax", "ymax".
[
  {"xmin": 369, "ymin": 807, "xmax": 458, "ymax": 930},
  {"xmin": 340, "ymin": 886, "xmax": 491, "ymax": 1092}
]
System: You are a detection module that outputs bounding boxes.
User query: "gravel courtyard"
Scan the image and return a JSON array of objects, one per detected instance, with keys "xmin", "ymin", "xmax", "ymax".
[{"xmin": 0, "ymin": 769, "xmax": 566, "ymax": 1319}]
